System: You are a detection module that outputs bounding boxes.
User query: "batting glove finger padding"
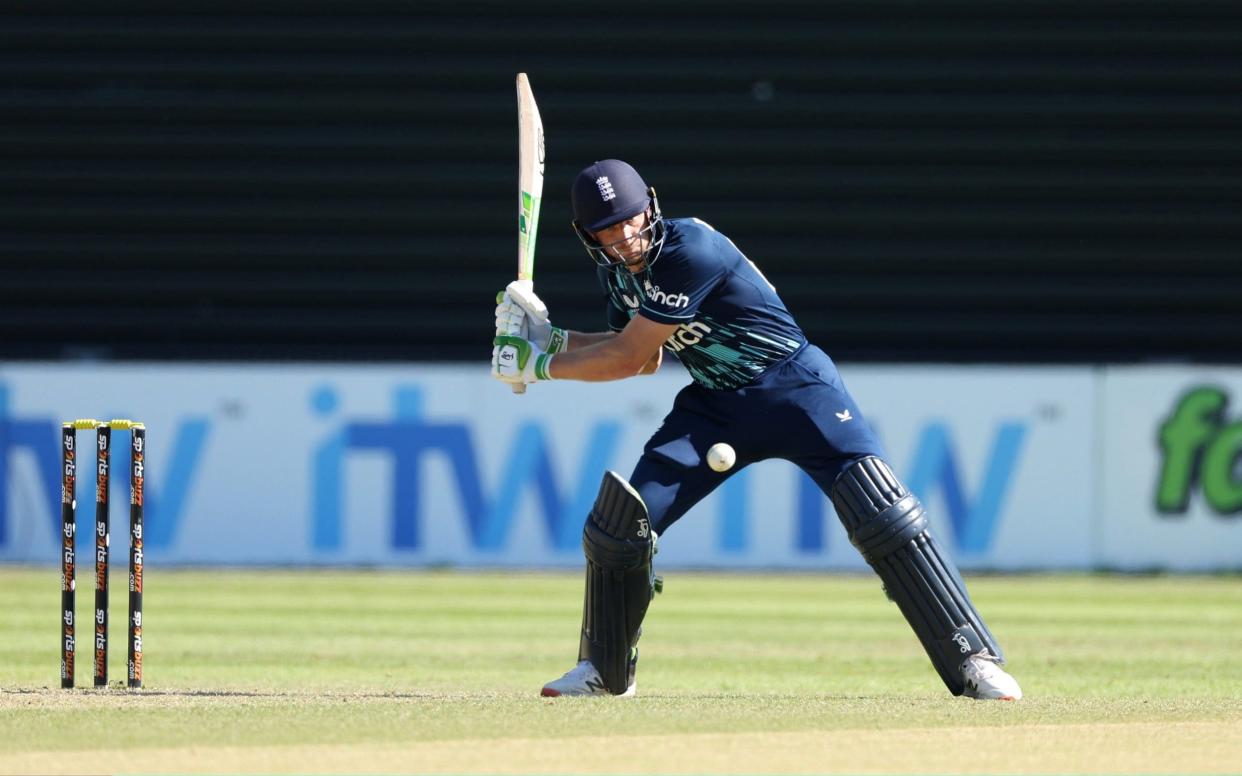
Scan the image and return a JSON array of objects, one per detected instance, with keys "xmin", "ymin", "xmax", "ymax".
[
  {"xmin": 503, "ymin": 281, "xmax": 568, "ymax": 354},
  {"xmin": 494, "ymin": 292, "xmax": 529, "ymax": 337}
]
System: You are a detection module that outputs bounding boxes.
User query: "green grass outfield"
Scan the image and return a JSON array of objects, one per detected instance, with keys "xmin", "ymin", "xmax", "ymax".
[{"xmin": 1, "ymin": 568, "xmax": 1240, "ymax": 774}]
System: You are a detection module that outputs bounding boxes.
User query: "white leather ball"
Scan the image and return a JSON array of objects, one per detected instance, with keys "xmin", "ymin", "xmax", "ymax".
[{"xmin": 706, "ymin": 443, "xmax": 736, "ymax": 472}]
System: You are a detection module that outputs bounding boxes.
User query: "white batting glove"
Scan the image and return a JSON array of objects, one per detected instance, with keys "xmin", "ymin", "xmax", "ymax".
[
  {"xmin": 494, "ymin": 294, "xmax": 524, "ymax": 336},
  {"xmin": 494, "ymin": 281, "xmax": 567, "ymax": 353},
  {"xmin": 492, "ymin": 335, "xmax": 553, "ymax": 385}
]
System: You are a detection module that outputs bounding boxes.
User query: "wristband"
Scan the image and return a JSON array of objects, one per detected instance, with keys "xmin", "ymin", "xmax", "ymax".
[{"xmin": 535, "ymin": 353, "xmax": 554, "ymax": 381}]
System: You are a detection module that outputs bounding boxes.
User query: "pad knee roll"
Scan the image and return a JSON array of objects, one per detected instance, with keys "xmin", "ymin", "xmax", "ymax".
[
  {"xmin": 832, "ymin": 456, "xmax": 1004, "ymax": 695},
  {"xmin": 578, "ymin": 471, "xmax": 657, "ymax": 695}
]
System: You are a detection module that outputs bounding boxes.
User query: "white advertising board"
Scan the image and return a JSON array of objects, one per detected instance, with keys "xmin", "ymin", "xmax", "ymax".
[
  {"xmin": 0, "ymin": 361, "xmax": 1123, "ymax": 570},
  {"xmin": 1100, "ymin": 367, "xmax": 1242, "ymax": 570}
]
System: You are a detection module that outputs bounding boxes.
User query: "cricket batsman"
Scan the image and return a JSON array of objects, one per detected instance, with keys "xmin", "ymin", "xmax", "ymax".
[{"xmin": 492, "ymin": 159, "xmax": 1022, "ymax": 701}]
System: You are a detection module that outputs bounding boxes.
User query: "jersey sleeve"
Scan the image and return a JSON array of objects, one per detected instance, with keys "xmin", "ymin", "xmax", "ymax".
[
  {"xmin": 605, "ymin": 296, "xmax": 629, "ymax": 332},
  {"xmin": 638, "ymin": 233, "xmax": 726, "ymax": 324},
  {"xmin": 596, "ymin": 265, "xmax": 630, "ymax": 332}
]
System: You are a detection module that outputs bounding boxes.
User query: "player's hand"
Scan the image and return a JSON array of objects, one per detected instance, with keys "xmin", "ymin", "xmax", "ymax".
[
  {"xmin": 494, "ymin": 282, "xmax": 567, "ymax": 353},
  {"xmin": 492, "ymin": 335, "xmax": 554, "ymax": 385},
  {"xmin": 494, "ymin": 290, "xmax": 526, "ymax": 335}
]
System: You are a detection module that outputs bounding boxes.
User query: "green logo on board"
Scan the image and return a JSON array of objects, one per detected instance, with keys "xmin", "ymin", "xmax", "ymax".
[{"xmin": 1156, "ymin": 386, "xmax": 1242, "ymax": 515}]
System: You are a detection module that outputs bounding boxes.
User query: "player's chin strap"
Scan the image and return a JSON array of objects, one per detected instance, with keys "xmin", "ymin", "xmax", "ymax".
[
  {"xmin": 578, "ymin": 471, "xmax": 662, "ymax": 695},
  {"xmin": 831, "ymin": 456, "xmax": 1005, "ymax": 696}
]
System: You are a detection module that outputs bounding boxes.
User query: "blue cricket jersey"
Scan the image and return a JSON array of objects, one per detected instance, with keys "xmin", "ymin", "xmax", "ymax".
[{"xmin": 597, "ymin": 217, "xmax": 806, "ymax": 390}]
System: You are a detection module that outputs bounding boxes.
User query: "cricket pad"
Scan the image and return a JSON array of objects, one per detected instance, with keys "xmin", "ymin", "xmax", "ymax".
[
  {"xmin": 831, "ymin": 456, "xmax": 1005, "ymax": 695},
  {"xmin": 578, "ymin": 471, "xmax": 658, "ymax": 695}
]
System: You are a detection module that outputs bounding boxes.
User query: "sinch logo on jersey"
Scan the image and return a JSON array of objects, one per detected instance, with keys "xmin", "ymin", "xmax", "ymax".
[
  {"xmin": 647, "ymin": 285, "xmax": 689, "ymax": 309},
  {"xmin": 665, "ymin": 321, "xmax": 711, "ymax": 351},
  {"xmin": 621, "ymin": 286, "xmax": 689, "ymax": 311}
]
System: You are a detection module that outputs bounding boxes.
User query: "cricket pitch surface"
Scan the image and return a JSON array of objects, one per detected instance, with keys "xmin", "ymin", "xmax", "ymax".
[{"xmin": 2, "ymin": 569, "xmax": 1239, "ymax": 774}]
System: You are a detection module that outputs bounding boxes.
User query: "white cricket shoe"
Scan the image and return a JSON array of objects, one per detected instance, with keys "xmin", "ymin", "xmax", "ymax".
[
  {"xmin": 540, "ymin": 660, "xmax": 636, "ymax": 698},
  {"xmin": 961, "ymin": 653, "xmax": 1022, "ymax": 700}
]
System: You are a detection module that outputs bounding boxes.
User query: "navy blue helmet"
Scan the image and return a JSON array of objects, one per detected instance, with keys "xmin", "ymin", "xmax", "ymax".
[{"xmin": 571, "ymin": 159, "xmax": 665, "ymax": 270}]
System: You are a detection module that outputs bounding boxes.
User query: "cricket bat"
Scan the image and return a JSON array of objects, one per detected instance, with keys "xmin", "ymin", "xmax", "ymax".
[{"xmin": 511, "ymin": 72, "xmax": 546, "ymax": 394}]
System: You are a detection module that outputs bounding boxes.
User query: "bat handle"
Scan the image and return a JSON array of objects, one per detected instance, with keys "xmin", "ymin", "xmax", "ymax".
[{"xmin": 512, "ymin": 383, "xmax": 527, "ymax": 395}]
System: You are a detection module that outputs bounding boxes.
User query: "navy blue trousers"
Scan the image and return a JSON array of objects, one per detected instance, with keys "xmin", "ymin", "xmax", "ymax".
[{"xmin": 630, "ymin": 345, "xmax": 886, "ymax": 534}]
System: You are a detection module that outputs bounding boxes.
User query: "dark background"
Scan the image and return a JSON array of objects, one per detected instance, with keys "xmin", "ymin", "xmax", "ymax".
[{"xmin": 3, "ymin": 1, "xmax": 1240, "ymax": 363}]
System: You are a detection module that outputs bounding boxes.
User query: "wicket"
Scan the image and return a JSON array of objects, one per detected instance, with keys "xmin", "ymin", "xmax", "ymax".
[{"xmin": 61, "ymin": 418, "xmax": 145, "ymax": 689}]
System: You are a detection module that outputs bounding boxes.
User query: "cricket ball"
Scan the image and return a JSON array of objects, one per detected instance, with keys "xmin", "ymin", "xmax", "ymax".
[{"xmin": 706, "ymin": 443, "xmax": 736, "ymax": 472}]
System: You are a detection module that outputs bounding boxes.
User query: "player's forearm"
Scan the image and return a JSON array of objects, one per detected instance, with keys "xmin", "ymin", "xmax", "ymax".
[
  {"xmin": 547, "ymin": 337, "xmax": 655, "ymax": 382},
  {"xmin": 637, "ymin": 347, "xmax": 662, "ymax": 375},
  {"xmin": 563, "ymin": 330, "xmax": 619, "ymax": 350}
]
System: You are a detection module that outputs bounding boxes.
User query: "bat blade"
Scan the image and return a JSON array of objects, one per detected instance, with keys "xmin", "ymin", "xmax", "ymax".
[
  {"xmin": 516, "ymin": 73, "xmax": 544, "ymax": 283},
  {"xmin": 512, "ymin": 73, "xmax": 546, "ymax": 394}
]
